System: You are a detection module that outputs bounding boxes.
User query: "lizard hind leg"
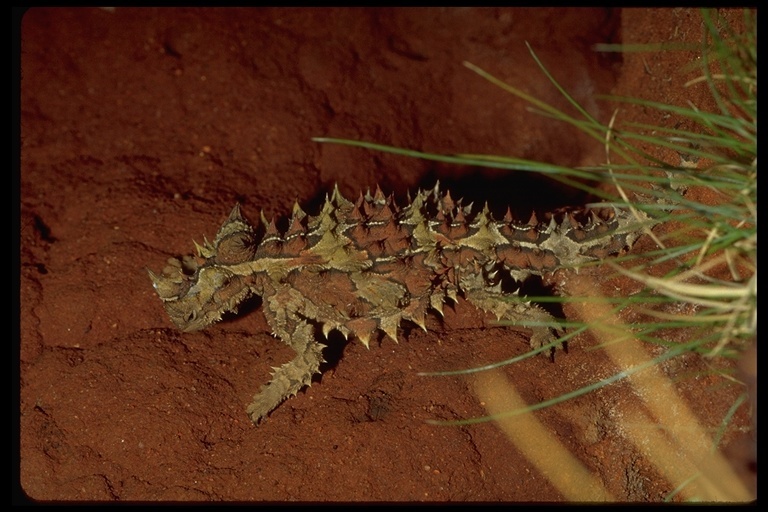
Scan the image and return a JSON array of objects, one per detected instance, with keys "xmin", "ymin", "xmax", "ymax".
[
  {"xmin": 246, "ymin": 320, "xmax": 326, "ymax": 424},
  {"xmin": 464, "ymin": 289, "xmax": 566, "ymax": 356}
]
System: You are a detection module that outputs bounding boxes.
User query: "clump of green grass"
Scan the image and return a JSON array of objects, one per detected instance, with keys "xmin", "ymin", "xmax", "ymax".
[
  {"xmin": 314, "ymin": 7, "xmax": 755, "ymax": 379},
  {"xmin": 314, "ymin": 8, "xmax": 755, "ymax": 501}
]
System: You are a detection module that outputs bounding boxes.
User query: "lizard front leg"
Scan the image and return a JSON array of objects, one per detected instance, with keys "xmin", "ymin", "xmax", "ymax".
[{"xmin": 247, "ymin": 285, "xmax": 326, "ymax": 424}]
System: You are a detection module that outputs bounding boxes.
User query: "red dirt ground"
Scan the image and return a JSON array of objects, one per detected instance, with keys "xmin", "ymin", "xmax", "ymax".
[{"xmin": 17, "ymin": 7, "xmax": 755, "ymax": 502}]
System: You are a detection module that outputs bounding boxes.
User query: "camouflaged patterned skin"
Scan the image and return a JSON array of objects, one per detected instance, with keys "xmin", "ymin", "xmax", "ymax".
[{"xmin": 149, "ymin": 184, "xmax": 652, "ymax": 424}]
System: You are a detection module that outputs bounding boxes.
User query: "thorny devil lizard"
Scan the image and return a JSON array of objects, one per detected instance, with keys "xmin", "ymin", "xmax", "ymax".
[{"xmin": 149, "ymin": 183, "xmax": 653, "ymax": 424}]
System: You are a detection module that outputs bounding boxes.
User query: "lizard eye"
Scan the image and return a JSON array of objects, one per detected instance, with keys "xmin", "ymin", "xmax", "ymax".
[{"xmin": 180, "ymin": 255, "xmax": 200, "ymax": 276}]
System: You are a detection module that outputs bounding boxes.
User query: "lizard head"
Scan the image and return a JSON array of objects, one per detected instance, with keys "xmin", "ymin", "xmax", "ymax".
[{"xmin": 149, "ymin": 204, "xmax": 258, "ymax": 332}]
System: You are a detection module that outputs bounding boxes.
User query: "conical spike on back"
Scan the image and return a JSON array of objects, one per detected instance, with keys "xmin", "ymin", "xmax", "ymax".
[
  {"xmin": 440, "ymin": 189, "xmax": 455, "ymax": 216},
  {"xmin": 330, "ymin": 183, "xmax": 354, "ymax": 209},
  {"xmin": 431, "ymin": 180, "xmax": 441, "ymax": 198},
  {"xmin": 286, "ymin": 203, "xmax": 306, "ymax": 236},
  {"xmin": 453, "ymin": 207, "xmax": 467, "ymax": 225},
  {"xmin": 291, "ymin": 200, "xmax": 307, "ymax": 222},
  {"xmin": 263, "ymin": 216, "xmax": 280, "ymax": 238},
  {"xmin": 213, "ymin": 204, "xmax": 253, "ymax": 243},
  {"xmin": 470, "ymin": 203, "xmax": 492, "ymax": 228},
  {"xmin": 372, "ymin": 185, "xmax": 386, "ymax": 205}
]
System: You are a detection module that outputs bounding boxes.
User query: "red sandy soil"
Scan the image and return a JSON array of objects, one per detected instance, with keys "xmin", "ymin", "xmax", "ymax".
[{"xmin": 17, "ymin": 7, "xmax": 755, "ymax": 502}]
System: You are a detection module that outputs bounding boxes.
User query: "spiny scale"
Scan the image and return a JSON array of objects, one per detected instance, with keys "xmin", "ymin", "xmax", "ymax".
[{"xmin": 149, "ymin": 183, "xmax": 652, "ymax": 424}]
